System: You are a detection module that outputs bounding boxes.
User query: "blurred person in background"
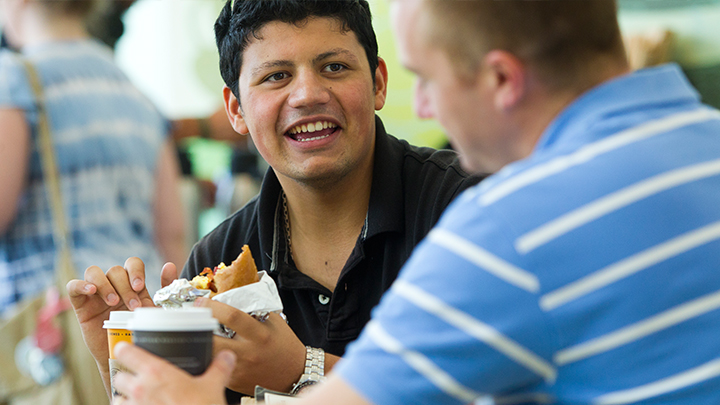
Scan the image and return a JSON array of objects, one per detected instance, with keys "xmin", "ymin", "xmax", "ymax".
[
  {"xmin": 84, "ymin": 0, "xmax": 240, "ymax": 145},
  {"xmin": 84, "ymin": 0, "xmax": 135, "ymax": 51},
  {"xmin": 83, "ymin": 0, "xmax": 239, "ymax": 249},
  {"xmin": 0, "ymin": 0, "xmax": 187, "ymax": 316}
]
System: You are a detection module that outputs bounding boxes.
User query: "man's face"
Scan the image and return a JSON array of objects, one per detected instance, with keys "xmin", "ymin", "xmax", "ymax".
[
  {"xmin": 391, "ymin": 0, "xmax": 506, "ymax": 173},
  {"xmin": 231, "ymin": 17, "xmax": 386, "ymax": 188}
]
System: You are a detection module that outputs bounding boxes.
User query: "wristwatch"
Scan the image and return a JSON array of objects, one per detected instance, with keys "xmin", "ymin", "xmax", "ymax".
[{"xmin": 290, "ymin": 346, "xmax": 326, "ymax": 396}]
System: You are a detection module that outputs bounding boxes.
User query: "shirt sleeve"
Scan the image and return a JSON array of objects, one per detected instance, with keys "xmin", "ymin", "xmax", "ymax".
[
  {"xmin": 0, "ymin": 51, "xmax": 34, "ymax": 111},
  {"xmin": 335, "ymin": 189, "xmax": 558, "ymax": 405}
]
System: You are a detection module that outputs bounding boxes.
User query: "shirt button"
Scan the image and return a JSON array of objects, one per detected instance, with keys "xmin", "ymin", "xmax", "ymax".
[{"xmin": 318, "ymin": 294, "xmax": 330, "ymax": 305}]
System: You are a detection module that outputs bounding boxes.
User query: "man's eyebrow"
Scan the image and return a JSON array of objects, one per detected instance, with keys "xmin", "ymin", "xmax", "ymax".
[
  {"xmin": 313, "ymin": 48, "xmax": 359, "ymax": 65},
  {"xmin": 250, "ymin": 60, "xmax": 294, "ymax": 78}
]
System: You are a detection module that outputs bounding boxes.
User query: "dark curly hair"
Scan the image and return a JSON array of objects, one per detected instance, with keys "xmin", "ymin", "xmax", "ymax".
[{"xmin": 215, "ymin": 0, "xmax": 379, "ymax": 100}]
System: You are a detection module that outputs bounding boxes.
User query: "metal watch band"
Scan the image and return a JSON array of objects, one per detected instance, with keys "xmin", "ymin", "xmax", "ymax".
[
  {"xmin": 290, "ymin": 346, "xmax": 326, "ymax": 395},
  {"xmin": 304, "ymin": 346, "xmax": 325, "ymax": 379}
]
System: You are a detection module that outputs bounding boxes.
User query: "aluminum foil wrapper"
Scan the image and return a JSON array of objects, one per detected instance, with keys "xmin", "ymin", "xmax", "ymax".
[
  {"xmin": 153, "ymin": 279, "xmax": 210, "ymax": 309},
  {"xmin": 152, "ymin": 271, "xmax": 285, "ymax": 338}
]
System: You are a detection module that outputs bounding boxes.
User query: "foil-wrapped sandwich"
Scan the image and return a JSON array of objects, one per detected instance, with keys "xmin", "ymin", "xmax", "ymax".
[{"xmin": 154, "ymin": 245, "xmax": 284, "ymax": 322}]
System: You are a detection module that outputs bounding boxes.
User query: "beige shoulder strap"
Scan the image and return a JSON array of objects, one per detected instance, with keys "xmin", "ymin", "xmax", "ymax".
[{"xmin": 19, "ymin": 58, "xmax": 77, "ymax": 286}]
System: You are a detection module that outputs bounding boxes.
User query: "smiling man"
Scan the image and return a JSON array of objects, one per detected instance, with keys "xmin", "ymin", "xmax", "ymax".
[
  {"xmin": 66, "ymin": 0, "xmax": 483, "ymax": 401},
  {"xmin": 187, "ymin": 3, "xmax": 483, "ymax": 398}
]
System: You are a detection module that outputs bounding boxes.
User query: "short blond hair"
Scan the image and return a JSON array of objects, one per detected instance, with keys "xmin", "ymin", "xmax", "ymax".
[{"xmin": 420, "ymin": 0, "xmax": 626, "ymax": 89}]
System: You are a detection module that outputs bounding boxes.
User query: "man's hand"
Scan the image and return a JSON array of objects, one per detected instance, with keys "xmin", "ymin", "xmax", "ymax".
[
  {"xmin": 66, "ymin": 258, "xmax": 176, "ymax": 394},
  {"xmin": 194, "ymin": 297, "xmax": 307, "ymax": 395},
  {"xmin": 112, "ymin": 342, "xmax": 235, "ymax": 405},
  {"xmin": 160, "ymin": 261, "xmax": 179, "ymax": 288}
]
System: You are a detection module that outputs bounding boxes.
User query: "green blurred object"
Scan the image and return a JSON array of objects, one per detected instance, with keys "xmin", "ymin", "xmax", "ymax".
[
  {"xmin": 368, "ymin": 0, "xmax": 449, "ymax": 149},
  {"xmin": 617, "ymin": 0, "xmax": 720, "ymax": 110},
  {"xmin": 178, "ymin": 138, "xmax": 232, "ymax": 239},
  {"xmin": 182, "ymin": 138, "xmax": 232, "ymax": 180},
  {"xmin": 619, "ymin": 0, "xmax": 720, "ymax": 10},
  {"xmin": 199, "ymin": 207, "xmax": 228, "ymax": 240},
  {"xmin": 685, "ymin": 63, "xmax": 720, "ymax": 109}
]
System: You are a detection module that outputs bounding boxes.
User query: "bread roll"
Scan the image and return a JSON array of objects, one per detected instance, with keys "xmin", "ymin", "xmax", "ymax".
[{"xmin": 190, "ymin": 245, "xmax": 259, "ymax": 297}]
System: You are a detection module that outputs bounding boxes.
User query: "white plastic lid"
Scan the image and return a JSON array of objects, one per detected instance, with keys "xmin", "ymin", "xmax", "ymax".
[
  {"xmin": 127, "ymin": 307, "xmax": 218, "ymax": 332},
  {"xmin": 103, "ymin": 310, "xmax": 134, "ymax": 329}
]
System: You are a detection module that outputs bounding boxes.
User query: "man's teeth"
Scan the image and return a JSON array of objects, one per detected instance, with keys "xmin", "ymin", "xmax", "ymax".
[
  {"xmin": 289, "ymin": 121, "xmax": 337, "ymax": 135},
  {"xmin": 298, "ymin": 134, "xmax": 331, "ymax": 142}
]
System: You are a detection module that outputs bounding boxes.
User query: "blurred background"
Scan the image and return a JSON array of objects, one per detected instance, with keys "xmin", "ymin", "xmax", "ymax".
[{"xmin": 3, "ymin": 0, "xmax": 720, "ymax": 251}]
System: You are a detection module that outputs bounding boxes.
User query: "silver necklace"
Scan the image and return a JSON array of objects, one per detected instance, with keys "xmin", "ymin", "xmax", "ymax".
[{"xmin": 282, "ymin": 191, "xmax": 292, "ymax": 257}]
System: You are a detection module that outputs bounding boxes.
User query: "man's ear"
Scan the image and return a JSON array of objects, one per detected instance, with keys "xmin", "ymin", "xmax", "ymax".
[
  {"xmin": 374, "ymin": 57, "xmax": 389, "ymax": 111},
  {"xmin": 222, "ymin": 85, "xmax": 249, "ymax": 135},
  {"xmin": 480, "ymin": 50, "xmax": 526, "ymax": 111}
]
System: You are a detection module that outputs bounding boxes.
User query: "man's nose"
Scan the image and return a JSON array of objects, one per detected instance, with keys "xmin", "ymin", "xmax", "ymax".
[
  {"xmin": 287, "ymin": 70, "xmax": 332, "ymax": 108},
  {"xmin": 413, "ymin": 79, "xmax": 433, "ymax": 119}
]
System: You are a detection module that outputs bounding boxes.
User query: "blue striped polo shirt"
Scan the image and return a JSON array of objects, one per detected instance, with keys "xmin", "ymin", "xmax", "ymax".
[
  {"xmin": 336, "ymin": 64, "xmax": 720, "ymax": 405},
  {"xmin": 0, "ymin": 40, "xmax": 166, "ymax": 315}
]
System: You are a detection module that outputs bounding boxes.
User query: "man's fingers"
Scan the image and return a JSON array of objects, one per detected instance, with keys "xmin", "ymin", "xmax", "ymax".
[
  {"xmin": 113, "ymin": 342, "xmax": 178, "ymax": 403},
  {"xmin": 195, "ymin": 298, "xmax": 257, "ymax": 338},
  {"xmin": 110, "ymin": 393, "xmax": 127, "ymax": 405},
  {"xmin": 113, "ymin": 345, "xmax": 235, "ymax": 405},
  {"xmin": 107, "ymin": 265, "xmax": 142, "ymax": 311},
  {"xmin": 112, "ymin": 371, "xmax": 136, "ymax": 403},
  {"xmin": 124, "ymin": 257, "xmax": 147, "ymax": 292},
  {"xmin": 85, "ymin": 265, "xmax": 121, "ymax": 307},
  {"xmin": 113, "ymin": 341, "xmax": 168, "ymax": 375},
  {"xmin": 66, "ymin": 279, "xmax": 96, "ymax": 298},
  {"xmin": 263, "ymin": 311, "xmax": 288, "ymax": 327},
  {"xmin": 65, "ymin": 279, "xmax": 96, "ymax": 308},
  {"xmin": 160, "ymin": 262, "xmax": 178, "ymax": 288},
  {"xmin": 199, "ymin": 350, "xmax": 236, "ymax": 390}
]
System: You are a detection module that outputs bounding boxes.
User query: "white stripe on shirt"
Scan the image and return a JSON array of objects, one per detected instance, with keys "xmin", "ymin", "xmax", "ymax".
[
  {"xmin": 516, "ymin": 158, "xmax": 720, "ymax": 254},
  {"xmin": 365, "ymin": 321, "xmax": 481, "ymax": 403},
  {"xmin": 429, "ymin": 229, "xmax": 540, "ymax": 293},
  {"xmin": 55, "ymin": 119, "xmax": 158, "ymax": 145},
  {"xmin": 29, "ymin": 43, "xmax": 113, "ymax": 63},
  {"xmin": 593, "ymin": 357, "xmax": 720, "ymax": 405},
  {"xmin": 393, "ymin": 280, "xmax": 557, "ymax": 381},
  {"xmin": 555, "ymin": 288, "xmax": 720, "ymax": 365},
  {"xmin": 541, "ymin": 220, "xmax": 720, "ymax": 311},
  {"xmin": 45, "ymin": 79, "xmax": 152, "ymax": 109},
  {"xmin": 479, "ymin": 108, "xmax": 720, "ymax": 207}
]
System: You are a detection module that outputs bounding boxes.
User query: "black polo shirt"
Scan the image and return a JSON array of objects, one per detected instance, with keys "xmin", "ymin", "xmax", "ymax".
[{"xmin": 181, "ymin": 116, "xmax": 484, "ymax": 395}]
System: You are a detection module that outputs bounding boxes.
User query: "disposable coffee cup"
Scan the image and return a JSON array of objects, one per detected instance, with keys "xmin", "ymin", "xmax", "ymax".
[
  {"xmin": 103, "ymin": 311, "xmax": 134, "ymax": 397},
  {"xmin": 127, "ymin": 307, "xmax": 218, "ymax": 376}
]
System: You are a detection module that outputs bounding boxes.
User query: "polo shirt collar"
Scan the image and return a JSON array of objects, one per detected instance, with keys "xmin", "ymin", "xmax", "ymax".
[
  {"xmin": 536, "ymin": 63, "xmax": 701, "ymax": 151},
  {"xmin": 255, "ymin": 167, "xmax": 284, "ymax": 272},
  {"xmin": 365, "ymin": 115, "xmax": 406, "ymax": 238}
]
